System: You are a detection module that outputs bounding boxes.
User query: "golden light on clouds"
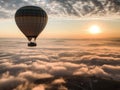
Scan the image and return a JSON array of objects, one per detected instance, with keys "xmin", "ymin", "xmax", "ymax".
[{"xmin": 88, "ymin": 25, "xmax": 102, "ymax": 34}]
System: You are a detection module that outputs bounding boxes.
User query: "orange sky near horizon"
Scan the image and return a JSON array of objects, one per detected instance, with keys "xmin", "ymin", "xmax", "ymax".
[{"xmin": 0, "ymin": 18, "xmax": 120, "ymax": 39}]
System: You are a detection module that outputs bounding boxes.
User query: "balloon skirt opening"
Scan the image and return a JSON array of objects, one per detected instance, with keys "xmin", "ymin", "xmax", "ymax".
[{"xmin": 28, "ymin": 42, "xmax": 37, "ymax": 47}]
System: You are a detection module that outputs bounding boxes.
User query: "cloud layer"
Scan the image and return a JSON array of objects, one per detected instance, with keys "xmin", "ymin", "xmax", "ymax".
[
  {"xmin": 0, "ymin": 38, "xmax": 120, "ymax": 89},
  {"xmin": 0, "ymin": 0, "xmax": 120, "ymax": 18}
]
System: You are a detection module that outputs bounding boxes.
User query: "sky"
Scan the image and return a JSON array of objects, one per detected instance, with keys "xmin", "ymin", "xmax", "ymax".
[
  {"xmin": 0, "ymin": 0, "xmax": 120, "ymax": 39},
  {"xmin": 0, "ymin": 1, "xmax": 120, "ymax": 89}
]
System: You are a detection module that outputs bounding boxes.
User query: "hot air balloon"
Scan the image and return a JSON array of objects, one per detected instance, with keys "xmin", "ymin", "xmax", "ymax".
[{"xmin": 15, "ymin": 6, "xmax": 48, "ymax": 47}]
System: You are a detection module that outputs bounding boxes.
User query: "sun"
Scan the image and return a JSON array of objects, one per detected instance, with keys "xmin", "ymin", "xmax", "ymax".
[{"xmin": 89, "ymin": 25, "xmax": 101, "ymax": 34}]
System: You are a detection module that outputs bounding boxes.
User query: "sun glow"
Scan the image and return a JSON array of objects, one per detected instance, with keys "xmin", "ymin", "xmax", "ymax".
[{"xmin": 89, "ymin": 25, "xmax": 101, "ymax": 34}]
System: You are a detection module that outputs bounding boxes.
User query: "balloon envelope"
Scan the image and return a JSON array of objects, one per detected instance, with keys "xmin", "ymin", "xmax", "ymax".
[{"xmin": 15, "ymin": 6, "xmax": 48, "ymax": 41}]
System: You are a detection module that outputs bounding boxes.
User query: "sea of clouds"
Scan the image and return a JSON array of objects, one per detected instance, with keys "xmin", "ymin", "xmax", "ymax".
[
  {"xmin": 0, "ymin": 38, "xmax": 120, "ymax": 90},
  {"xmin": 0, "ymin": 0, "xmax": 120, "ymax": 18}
]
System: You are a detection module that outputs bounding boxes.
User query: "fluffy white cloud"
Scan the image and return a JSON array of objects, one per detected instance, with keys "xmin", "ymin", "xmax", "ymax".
[
  {"xmin": 0, "ymin": 39, "xmax": 120, "ymax": 89},
  {"xmin": 32, "ymin": 85, "xmax": 45, "ymax": 90}
]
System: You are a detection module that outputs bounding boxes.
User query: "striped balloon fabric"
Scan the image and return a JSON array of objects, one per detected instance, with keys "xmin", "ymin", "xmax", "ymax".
[{"xmin": 15, "ymin": 6, "xmax": 48, "ymax": 43}]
